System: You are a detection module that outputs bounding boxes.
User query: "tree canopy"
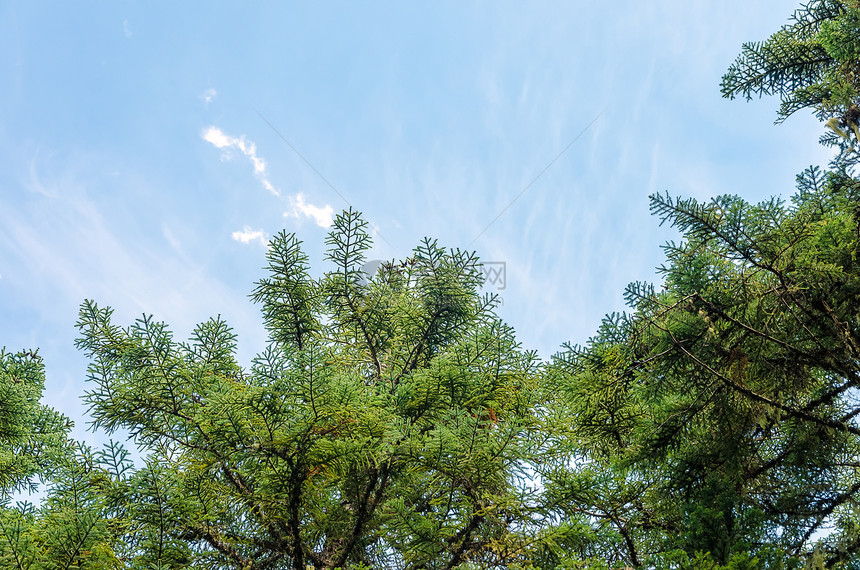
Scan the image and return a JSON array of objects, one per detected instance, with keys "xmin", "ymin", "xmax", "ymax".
[
  {"xmin": 71, "ymin": 209, "xmax": 544, "ymax": 569},
  {"xmin": 540, "ymin": 1, "xmax": 860, "ymax": 566},
  {"xmin": 544, "ymin": 168, "xmax": 860, "ymax": 567},
  {"xmin": 4, "ymin": 1, "xmax": 860, "ymax": 568}
]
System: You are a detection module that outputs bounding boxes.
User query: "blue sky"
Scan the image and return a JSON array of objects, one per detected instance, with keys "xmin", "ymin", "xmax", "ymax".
[{"xmin": 0, "ymin": 1, "xmax": 834, "ymax": 444}]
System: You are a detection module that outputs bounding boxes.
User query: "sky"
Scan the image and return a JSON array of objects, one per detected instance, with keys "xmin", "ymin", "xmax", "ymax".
[{"xmin": 0, "ymin": 1, "xmax": 836, "ymax": 446}]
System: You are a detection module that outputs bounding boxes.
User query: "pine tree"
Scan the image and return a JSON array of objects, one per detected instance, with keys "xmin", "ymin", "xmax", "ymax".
[
  {"xmin": 544, "ymin": 1, "xmax": 860, "ymax": 567},
  {"xmin": 74, "ymin": 209, "xmax": 544, "ymax": 569}
]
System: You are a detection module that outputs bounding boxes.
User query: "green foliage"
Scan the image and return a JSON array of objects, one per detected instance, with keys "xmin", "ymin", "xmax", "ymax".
[
  {"xmin": 0, "ymin": 351, "xmax": 125, "ymax": 567},
  {"xmin": 721, "ymin": 0, "xmax": 860, "ymax": 164},
  {"xmin": 9, "ymin": 3, "xmax": 860, "ymax": 567},
  {"xmin": 546, "ymin": 168, "xmax": 860, "ymax": 567},
  {"xmin": 73, "ymin": 208, "xmax": 544, "ymax": 569},
  {"xmin": 0, "ymin": 443, "xmax": 126, "ymax": 569},
  {"xmin": 536, "ymin": 3, "xmax": 860, "ymax": 565},
  {"xmin": 0, "ymin": 350, "xmax": 68, "ymax": 496},
  {"xmin": 721, "ymin": 0, "xmax": 855, "ymax": 117},
  {"xmin": 818, "ymin": 8, "xmax": 860, "ymax": 61}
]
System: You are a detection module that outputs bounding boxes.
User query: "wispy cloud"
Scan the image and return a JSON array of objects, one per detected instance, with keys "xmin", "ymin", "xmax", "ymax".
[
  {"xmin": 123, "ymin": 19, "xmax": 132, "ymax": 37},
  {"xmin": 201, "ymin": 126, "xmax": 280, "ymax": 197},
  {"xmin": 201, "ymin": 89, "xmax": 216, "ymax": 105},
  {"xmin": 202, "ymin": 125, "xmax": 334, "ymax": 233},
  {"xmin": 285, "ymin": 193, "xmax": 334, "ymax": 228},
  {"xmin": 231, "ymin": 227, "xmax": 268, "ymax": 248}
]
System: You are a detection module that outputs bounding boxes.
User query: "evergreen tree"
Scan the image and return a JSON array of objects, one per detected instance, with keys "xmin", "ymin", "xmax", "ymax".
[
  {"xmin": 722, "ymin": 0, "xmax": 860, "ymax": 163},
  {"xmin": 0, "ymin": 350, "xmax": 68, "ymax": 496},
  {"xmin": 13, "ymin": 3, "xmax": 860, "ymax": 567},
  {"xmin": 546, "ymin": 170, "xmax": 860, "ymax": 567},
  {"xmin": 0, "ymin": 352, "xmax": 124, "ymax": 568},
  {"xmin": 74, "ymin": 209, "xmax": 544, "ymax": 569},
  {"xmin": 544, "ymin": 1, "xmax": 860, "ymax": 567}
]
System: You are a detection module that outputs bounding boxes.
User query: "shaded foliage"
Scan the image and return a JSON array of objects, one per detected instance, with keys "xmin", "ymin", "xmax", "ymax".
[{"xmin": 545, "ymin": 153, "xmax": 860, "ymax": 568}]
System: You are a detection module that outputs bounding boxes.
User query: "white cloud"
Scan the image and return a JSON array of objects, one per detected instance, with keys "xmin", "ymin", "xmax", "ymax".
[
  {"xmin": 231, "ymin": 227, "xmax": 268, "ymax": 247},
  {"xmin": 123, "ymin": 20, "xmax": 132, "ymax": 37},
  {"xmin": 201, "ymin": 126, "xmax": 280, "ymax": 197},
  {"xmin": 285, "ymin": 193, "xmax": 334, "ymax": 228},
  {"xmin": 201, "ymin": 89, "xmax": 217, "ymax": 104}
]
